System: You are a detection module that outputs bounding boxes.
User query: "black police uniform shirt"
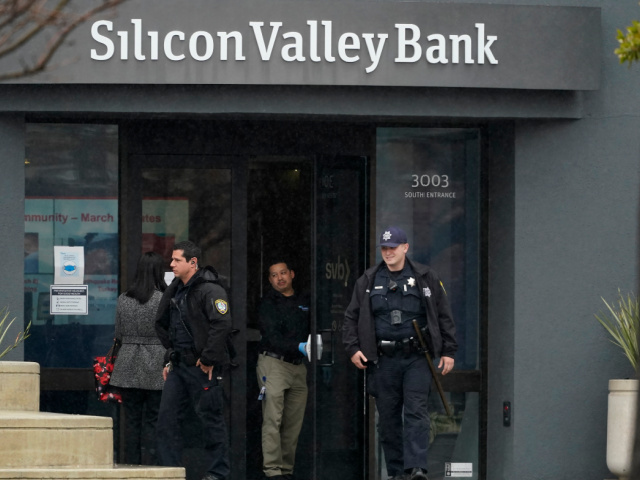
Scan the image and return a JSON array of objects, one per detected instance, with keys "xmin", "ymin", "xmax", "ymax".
[
  {"xmin": 170, "ymin": 276, "xmax": 197, "ymax": 350},
  {"xmin": 371, "ymin": 263, "xmax": 427, "ymax": 341}
]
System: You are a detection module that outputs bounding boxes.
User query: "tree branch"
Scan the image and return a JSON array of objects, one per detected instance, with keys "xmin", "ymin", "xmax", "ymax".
[
  {"xmin": 0, "ymin": 0, "xmax": 71, "ymax": 58},
  {"xmin": 0, "ymin": 0, "xmax": 39, "ymax": 31},
  {"xmin": 0, "ymin": 0, "xmax": 125, "ymax": 80}
]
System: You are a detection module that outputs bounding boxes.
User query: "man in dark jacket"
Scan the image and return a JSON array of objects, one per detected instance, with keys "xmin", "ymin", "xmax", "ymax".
[
  {"xmin": 343, "ymin": 227, "xmax": 457, "ymax": 480},
  {"xmin": 155, "ymin": 240, "xmax": 232, "ymax": 480},
  {"xmin": 256, "ymin": 259, "xmax": 310, "ymax": 480}
]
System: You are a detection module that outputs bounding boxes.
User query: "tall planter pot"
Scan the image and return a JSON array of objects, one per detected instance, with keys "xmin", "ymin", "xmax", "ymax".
[{"xmin": 607, "ymin": 379, "xmax": 639, "ymax": 480}]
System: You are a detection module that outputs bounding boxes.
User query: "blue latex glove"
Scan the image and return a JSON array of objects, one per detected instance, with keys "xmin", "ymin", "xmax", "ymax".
[{"xmin": 298, "ymin": 342, "xmax": 307, "ymax": 355}]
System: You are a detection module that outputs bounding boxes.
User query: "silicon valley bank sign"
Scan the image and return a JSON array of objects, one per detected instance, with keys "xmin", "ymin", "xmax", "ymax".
[
  {"xmin": 5, "ymin": 0, "xmax": 602, "ymax": 89},
  {"xmin": 91, "ymin": 20, "xmax": 499, "ymax": 73}
]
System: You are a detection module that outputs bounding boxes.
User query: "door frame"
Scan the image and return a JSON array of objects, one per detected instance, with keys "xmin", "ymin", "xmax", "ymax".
[{"xmin": 125, "ymin": 154, "xmax": 249, "ymax": 479}]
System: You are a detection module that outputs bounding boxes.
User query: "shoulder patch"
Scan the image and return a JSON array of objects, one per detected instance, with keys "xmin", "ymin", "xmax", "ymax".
[{"xmin": 214, "ymin": 299, "xmax": 228, "ymax": 314}]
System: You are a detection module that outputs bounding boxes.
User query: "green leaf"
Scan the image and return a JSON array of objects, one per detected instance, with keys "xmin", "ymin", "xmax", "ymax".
[
  {"xmin": 595, "ymin": 290, "xmax": 640, "ymax": 372},
  {"xmin": 0, "ymin": 307, "xmax": 31, "ymax": 360}
]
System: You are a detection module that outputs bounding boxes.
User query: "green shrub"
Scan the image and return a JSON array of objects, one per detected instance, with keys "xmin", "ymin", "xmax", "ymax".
[
  {"xmin": 595, "ymin": 291, "xmax": 640, "ymax": 372},
  {"xmin": 0, "ymin": 307, "xmax": 31, "ymax": 360}
]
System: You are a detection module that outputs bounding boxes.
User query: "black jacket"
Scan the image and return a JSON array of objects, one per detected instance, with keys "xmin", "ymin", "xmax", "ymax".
[
  {"xmin": 258, "ymin": 289, "xmax": 310, "ymax": 359},
  {"xmin": 155, "ymin": 266, "xmax": 232, "ymax": 367},
  {"xmin": 342, "ymin": 258, "xmax": 457, "ymax": 363}
]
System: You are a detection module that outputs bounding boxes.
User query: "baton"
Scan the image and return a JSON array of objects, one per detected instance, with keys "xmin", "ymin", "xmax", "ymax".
[{"xmin": 412, "ymin": 319, "xmax": 453, "ymax": 417}]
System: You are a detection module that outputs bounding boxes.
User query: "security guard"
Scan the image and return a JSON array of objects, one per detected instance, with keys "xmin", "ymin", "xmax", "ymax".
[
  {"xmin": 343, "ymin": 227, "xmax": 457, "ymax": 480},
  {"xmin": 155, "ymin": 240, "xmax": 232, "ymax": 480}
]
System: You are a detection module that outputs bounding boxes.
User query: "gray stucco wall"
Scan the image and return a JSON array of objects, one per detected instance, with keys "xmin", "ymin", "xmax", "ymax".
[
  {"xmin": 0, "ymin": 115, "xmax": 25, "ymax": 361},
  {"xmin": 488, "ymin": 1, "xmax": 640, "ymax": 477},
  {"xmin": 507, "ymin": 116, "xmax": 639, "ymax": 479}
]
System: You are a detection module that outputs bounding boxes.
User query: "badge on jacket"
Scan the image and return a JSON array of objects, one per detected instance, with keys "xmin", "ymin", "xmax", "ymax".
[{"xmin": 215, "ymin": 299, "xmax": 228, "ymax": 314}]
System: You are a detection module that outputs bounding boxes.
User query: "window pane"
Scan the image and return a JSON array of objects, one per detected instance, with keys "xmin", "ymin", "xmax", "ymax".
[
  {"xmin": 141, "ymin": 167, "xmax": 231, "ymax": 277},
  {"xmin": 374, "ymin": 128, "xmax": 481, "ymax": 480},
  {"xmin": 376, "ymin": 128, "xmax": 480, "ymax": 370},
  {"xmin": 24, "ymin": 124, "xmax": 119, "ymax": 371}
]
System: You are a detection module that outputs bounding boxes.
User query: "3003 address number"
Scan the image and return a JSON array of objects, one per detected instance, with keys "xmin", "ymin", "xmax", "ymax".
[{"xmin": 411, "ymin": 174, "xmax": 449, "ymax": 188}]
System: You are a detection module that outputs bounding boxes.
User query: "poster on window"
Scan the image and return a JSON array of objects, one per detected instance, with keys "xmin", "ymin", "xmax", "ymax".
[
  {"xmin": 25, "ymin": 197, "xmax": 189, "ymax": 325},
  {"xmin": 25, "ymin": 198, "xmax": 118, "ymax": 325}
]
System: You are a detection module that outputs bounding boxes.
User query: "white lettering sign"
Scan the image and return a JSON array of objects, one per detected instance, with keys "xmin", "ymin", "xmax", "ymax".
[{"xmin": 90, "ymin": 19, "xmax": 499, "ymax": 72}]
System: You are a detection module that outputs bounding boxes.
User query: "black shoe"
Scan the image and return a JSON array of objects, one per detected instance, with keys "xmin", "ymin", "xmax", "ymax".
[
  {"xmin": 409, "ymin": 467, "xmax": 429, "ymax": 480},
  {"xmin": 389, "ymin": 475, "xmax": 408, "ymax": 480},
  {"xmin": 408, "ymin": 467, "xmax": 429, "ymax": 480}
]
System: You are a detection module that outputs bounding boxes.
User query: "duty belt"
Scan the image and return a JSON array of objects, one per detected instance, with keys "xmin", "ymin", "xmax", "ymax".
[
  {"xmin": 261, "ymin": 350, "xmax": 303, "ymax": 365},
  {"xmin": 377, "ymin": 325, "xmax": 430, "ymax": 356},
  {"xmin": 377, "ymin": 338, "xmax": 424, "ymax": 356}
]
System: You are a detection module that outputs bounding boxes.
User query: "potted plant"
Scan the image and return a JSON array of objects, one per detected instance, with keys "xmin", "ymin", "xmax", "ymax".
[{"xmin": 595, "ymin": 291, "xmax": 639, "ymax": 480}]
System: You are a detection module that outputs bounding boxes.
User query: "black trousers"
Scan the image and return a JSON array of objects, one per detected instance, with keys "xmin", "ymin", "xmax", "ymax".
[
  {"xmin": 369, "ymin": 352, "xmax": 433, "ymax": 477},
  {"xmin": 156, "ymin": 364, "xmax": 230, "ymax": 479},
  {"xmin": 120, "ymin": 387, "xmax": 162, "ymax": 465}
]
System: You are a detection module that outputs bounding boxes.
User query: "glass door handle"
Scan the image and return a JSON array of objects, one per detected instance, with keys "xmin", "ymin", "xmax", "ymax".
[{"xmin": 317, "ymin": 328, "xmax": 335, "ymax": 367}]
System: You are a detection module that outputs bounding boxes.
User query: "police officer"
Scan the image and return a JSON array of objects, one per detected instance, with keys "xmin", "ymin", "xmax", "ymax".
[
  {"xmin": 343, "ymin": 227, "xmax": 457, "ymax": 480},
  {"xmin": 155, "ymin": 240, "xmax": 232, "ymax": 480}
]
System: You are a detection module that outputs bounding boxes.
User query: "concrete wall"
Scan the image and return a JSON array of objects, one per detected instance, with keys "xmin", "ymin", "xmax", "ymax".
[
  {"xmin": 485, "ymin": 1, "xmax": 640, "ymax": 478},
  {"xmin": 506, "ymin": 116, "xmax": 639, "ymax": 479},
  {"xmin": 0, "ymin": 115, "xmax": 25, "ymax": 361}
]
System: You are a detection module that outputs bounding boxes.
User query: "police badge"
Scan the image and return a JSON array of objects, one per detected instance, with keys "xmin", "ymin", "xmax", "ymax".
[{"xmin": 215, "ymin": 299, "xmax": 228, "ymax": 314}]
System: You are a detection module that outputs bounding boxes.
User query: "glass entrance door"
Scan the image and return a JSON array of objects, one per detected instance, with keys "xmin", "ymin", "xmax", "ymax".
[
  {"xmin": 126, "ymin": 154, "xmax": 368, "ymax": 480},
  {"xmin": 245, "ymin": 157, "xmax": 313, "ymax": 480},
  {"xmin": 127, "ymin": 155, "xmax": 245, "ymax": 480},
  {"xmin": 314, "ymin": 156, "xmax": 369, "ymax": 480},
  {"xmin": 374, "ymin": 128, "xmax": 483, "ymax": 480},
  {"xmin": 245, "ymin": 156, "xmax": 369, "ymax": 480}
]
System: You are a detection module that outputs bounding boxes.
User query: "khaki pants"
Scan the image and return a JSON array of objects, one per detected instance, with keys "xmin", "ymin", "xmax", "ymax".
[{"xmin": 256, "ymin": 353, "xmax": 308, "ymax": 477}]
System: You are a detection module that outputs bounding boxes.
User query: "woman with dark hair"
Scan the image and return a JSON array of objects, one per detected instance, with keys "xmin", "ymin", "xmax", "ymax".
[{"xmin": 110, "ymin": 251, "xmax": 167, "ymax": 465}]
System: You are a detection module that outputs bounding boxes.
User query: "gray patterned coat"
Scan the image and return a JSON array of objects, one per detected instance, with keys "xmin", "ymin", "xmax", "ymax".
[{"xmin": 110, "ymin": 290, "xmax": 165, "ymax": 390}]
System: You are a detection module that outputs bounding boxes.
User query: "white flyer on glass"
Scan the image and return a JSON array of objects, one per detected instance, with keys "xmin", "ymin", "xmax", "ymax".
[
  {"xmin": 50, "ymin": 285, "xmax": 89, "ymax": 315},
  {"xmin": 54, "ymin": 246, "xmax": 85, "ymax": 285}
]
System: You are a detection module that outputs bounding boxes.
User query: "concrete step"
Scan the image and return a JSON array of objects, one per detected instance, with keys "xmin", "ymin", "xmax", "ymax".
[
  {"xmin": 0, "ymin": 361, "xmax": 39, "ymax": 411},
  {"xmin": 0, "ymin": 466, "xmax": 185, "ymax": 479},
  {"xmin": 0, "ymin": 410, "xmax": 113, "ymax": 468},
  {"xmin": 0, "ymin": 361, "xmax": 186, "ymax": 480}
]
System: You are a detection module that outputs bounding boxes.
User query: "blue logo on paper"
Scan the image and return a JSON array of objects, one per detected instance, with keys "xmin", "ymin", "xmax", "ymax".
[{"xmin": 63, "ymin": 261, "xmax": 77, "ymax": 275}]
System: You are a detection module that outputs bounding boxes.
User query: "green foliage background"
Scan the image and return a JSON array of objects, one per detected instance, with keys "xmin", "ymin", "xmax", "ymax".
[{"xmin": 616, "ymin": 18, "xmax": 640, "ymax": 65}]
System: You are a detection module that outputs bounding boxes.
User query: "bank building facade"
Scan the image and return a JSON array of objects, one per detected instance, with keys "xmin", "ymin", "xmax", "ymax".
[{"xmin": 0, "ymin": 1, "xmax": 638, "ymax": 479}]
